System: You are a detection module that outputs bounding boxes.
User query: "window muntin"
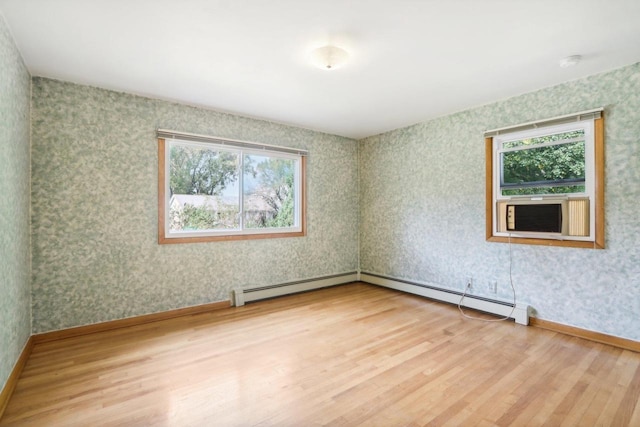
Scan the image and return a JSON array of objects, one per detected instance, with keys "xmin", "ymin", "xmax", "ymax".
[{"xmin": 161, "ymin": 137, "xmax": 304, "ymax": 242}]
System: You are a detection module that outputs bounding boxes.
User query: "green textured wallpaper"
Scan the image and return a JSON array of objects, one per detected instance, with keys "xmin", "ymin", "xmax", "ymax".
[
  {"xmin": 30, "ymin": 78, "xmax": 359, "ymax": 333},
  {"xmin": 360, "ymin": 63, "xmax": 640, "ymax": 340},
  {"xmin": 0, "ymin": 14, "xmax": 31, "ymax": 392}
]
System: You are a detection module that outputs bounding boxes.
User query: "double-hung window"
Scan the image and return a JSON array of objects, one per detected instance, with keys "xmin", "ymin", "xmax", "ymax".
[
  {"xmin": 158, "ymin": 130, "xmax": 306, "ymax": 243},
  {"xmin": 486, "ymin": 109, "xmax": 604, "ymax": 248}
]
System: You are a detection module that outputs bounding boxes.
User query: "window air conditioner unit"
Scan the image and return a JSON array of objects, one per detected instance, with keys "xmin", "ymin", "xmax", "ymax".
[{"xmin": 496, "ymin": 197, "xmax": 589, "ymax": 237}]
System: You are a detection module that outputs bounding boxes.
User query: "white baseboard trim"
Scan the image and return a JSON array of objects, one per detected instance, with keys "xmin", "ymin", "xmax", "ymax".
[
  {"xmin": 233, "ymin": 272, "xmax": 358, "ymax": 306},
  {"xmin": 361, "ymin": 272, "xmax": 530, "ymax": 325}
]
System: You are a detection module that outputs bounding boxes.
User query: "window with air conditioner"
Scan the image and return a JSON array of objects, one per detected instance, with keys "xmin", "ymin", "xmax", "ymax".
[{"xmin": 485, "ymin": 109, "xmax": 604, "ymax": 249}]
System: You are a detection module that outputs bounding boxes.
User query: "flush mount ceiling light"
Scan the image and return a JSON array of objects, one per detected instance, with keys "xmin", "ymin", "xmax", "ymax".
[
  {"xmin": 310, "ymin": 45, "xmax": 349, "ymax": 70},
  {"xmin": 559, "ymin": 55, "xmax": 582, "ymax": 68}
]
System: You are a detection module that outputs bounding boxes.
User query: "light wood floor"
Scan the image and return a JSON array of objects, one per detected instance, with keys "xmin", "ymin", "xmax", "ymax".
[{"xmin": 2, "ymin": 282, "xmax": 640, "ymax": 426}]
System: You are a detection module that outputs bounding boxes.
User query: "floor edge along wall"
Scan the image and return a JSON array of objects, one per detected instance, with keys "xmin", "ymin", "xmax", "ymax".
[
  {"xmin": 2, "ymin": 278, "xmax": 639, "ymax": 421},
  {"xmin": 360, "ymin": 273, "xmax": 530, "ymax": 325},
  {"xmin": 0, "ymin": 337, "xmax": 34, "ymax": 419}
]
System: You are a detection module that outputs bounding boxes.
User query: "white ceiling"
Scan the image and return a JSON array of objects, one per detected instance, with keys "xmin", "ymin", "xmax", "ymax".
[{"xmin": 1, "ymin": 0, "xmax": 640, "ymax": 139}]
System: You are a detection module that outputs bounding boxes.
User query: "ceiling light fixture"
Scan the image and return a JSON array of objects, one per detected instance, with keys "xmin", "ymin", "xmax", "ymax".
[
  {"xmin": 310, "ymin": 45, "xmax": 349, "ymax": 70},
  {"xmin": 559, "ymin": 55, "xmax": 582, "ymax": 68}
]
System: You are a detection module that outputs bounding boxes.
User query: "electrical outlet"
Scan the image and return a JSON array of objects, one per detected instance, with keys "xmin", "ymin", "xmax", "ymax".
[{"xmin": 489, "ymin": 280, "xmax": 498, "ymax": 293}]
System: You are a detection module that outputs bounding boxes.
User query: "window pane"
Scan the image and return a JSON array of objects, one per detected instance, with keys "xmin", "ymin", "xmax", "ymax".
[
  {"xmin": 243, "ymin": 154, "xmax": 296, "ymax": 229},
  {"xmin": 169, "ymin": 144, "xmax": 240, "ymax": 231},
  {"xmin": 501, "ymin": 140, "xmax": 585, "ymax": 195},
  {"xmin": 502, "ymin": 129, "xmax": 584, "ymax": 149}
]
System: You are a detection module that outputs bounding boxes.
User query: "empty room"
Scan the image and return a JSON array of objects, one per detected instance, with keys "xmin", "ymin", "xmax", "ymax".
[{"xmin": 1, "ymin": 0, "xmax": 639, "ymax": 425}]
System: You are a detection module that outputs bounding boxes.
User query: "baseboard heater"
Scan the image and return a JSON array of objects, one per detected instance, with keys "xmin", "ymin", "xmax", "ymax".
[
  {"xmin": 360, "ymin": 272, "xmax": 530, "ymax": 325},
  {"xmin": 233, "ymin": 272, "xmax": 359, "ymax": 306}
]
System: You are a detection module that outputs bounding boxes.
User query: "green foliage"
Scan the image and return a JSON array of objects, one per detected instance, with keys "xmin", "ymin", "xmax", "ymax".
[
  {"xmin": 170, "ymin": 145, "xmax": 238, "ymax": 196},
  {"xmin": 246, "ymin": 156, "xmax": 295, "ymax": 228},
  {"xmin": 501, "ymin": 131, "xmax": 586, "ymax": 196},
  {"xmin": 181, "ymin": 204, "xmax": 218, "ymax": 230},
  {"xmin": 172, "ymin": 202, "xmax": 238, "ymax": 231},
  {"xmin": 265, "ymin": 176, "xmax": 294, "ymax": 227}
]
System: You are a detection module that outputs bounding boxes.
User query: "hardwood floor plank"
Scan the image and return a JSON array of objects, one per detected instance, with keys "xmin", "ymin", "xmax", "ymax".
[
  {"xmin": 516, "ymin": 339, "xmax": 600, "ymax": 425},
  {"xmin": 574, "ymin": 346, "xmax": 627, "ymax": 425},
  {"xmin": 1, "ymin": 283, "xmax": 639, "ymax": 426},
  {"xmin": 602, "ymin": 351, "xmax": 640, "ymax": 425},
  {"xmin": 451, "ymin": 332, "xmax": 561, "ymax": 425},
  {"xmin": 538, "ymin": 343, "xmax": 600, "ymax": 426}
]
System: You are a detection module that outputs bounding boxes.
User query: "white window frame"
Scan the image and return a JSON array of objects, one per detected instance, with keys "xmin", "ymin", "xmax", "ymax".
[
  {"xmin": 492, "ymin": 120, "xmax": 595, "ymax": 242},
  {"xmin": 158, "ymin": 132, "xmax": 306, "ymax": 244}
]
